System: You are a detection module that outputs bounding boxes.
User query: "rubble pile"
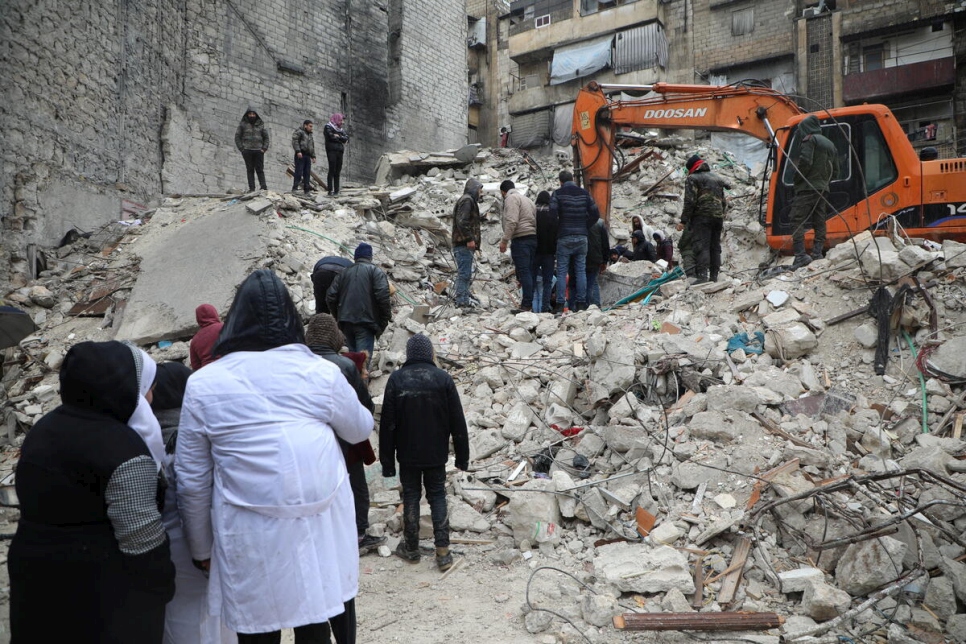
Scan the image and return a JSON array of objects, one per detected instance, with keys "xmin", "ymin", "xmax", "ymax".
[{"xmin": 3, "ymin": 142, "xmax": 966, "ymax": 643}]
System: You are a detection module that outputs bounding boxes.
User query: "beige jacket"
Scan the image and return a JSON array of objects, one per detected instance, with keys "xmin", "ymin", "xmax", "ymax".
[{"xmin": 501, "ymin": 189, "xmax": 537, "ymax": 243}]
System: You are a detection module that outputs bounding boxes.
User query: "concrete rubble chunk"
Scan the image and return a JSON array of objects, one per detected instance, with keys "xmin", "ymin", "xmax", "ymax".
[
  {"xmin": 924, "ymin": 575, "xmax": 957, "ymax": 621},
  {"xmin": 943, "ymin": 239, "xmax": 966, "ymax": 269},
  {"xmin": 508, "ymin": 479, "xmax": 561, "ymax": 545},
  {"xmin": 705, "ymin": 384, "xmax": 760, "ymax": 414},
  {"xmin": 854, "ymin": 323, "xmax": 878, "ymax": 348},
  {"xmin": 246, "ymin": 197, "xmax": 274, "ymax": 214},
  {"xmin": 802, "ymin": 581, "xmax": 852, "ymax": 621},
  {"xmin": 502, "ymin": 401, "xmax": 535, "ymax": 442},
  {"xmin": 595, "ymin": 542, "xmax": 695, "ymax": 594},
  {"xmin": 834, "ymin": 536, "xmax": 908, "ymax": 596},
  {"xmin": 764, "ymin": 323, "xmax": 818, "ymax": 359},
  {"xmin": 648, "ymin": 521, "xmax": 682, "ymax": 545},
  {"xmin": 470, "ymin": 428, "xmax": 506, "ymax": 460},
  {"xmin": 779, "ymin": 567, "xmax": 824, "ymax": 593},
  {"xmin": 588, "ymin": 335, "xmax": 635, "ymax": 402},
  {"xmin": 939, "ymin": 557, "xmax": 966, "ymax": 604},
  {"xmin": 925, "ymin": 335, "xmax": 966, "ymax": 382},
  {"xmin": 447, "ymin": 496, "xmax": 490, "ymax": 533},
  {"xmin": 581, "ymin": 593, "xmax": 619, "ymax": 627}
]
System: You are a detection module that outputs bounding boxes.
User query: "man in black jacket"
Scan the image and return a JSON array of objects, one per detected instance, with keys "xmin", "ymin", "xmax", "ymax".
[
  {"xmin": 326, "ymin": 243, "xmax": 392, "ymax": 363},
  {"xmin": 550, "ymin": 170, "xmax": 600, "ymax": 312},
  {"xmin": 311, "ymin": 255, "xmax": 352, "ymax": 314},
  {"xmin": 380, "ymin": 334, "xmax": 469, "ymax": 571},
  {"xmin": 235, "ymin": 107, "xmax": 270, "ymax": 192},
  {"xmin": 305, "ymin": 314, "xmax": 385, "ymax": 555}
]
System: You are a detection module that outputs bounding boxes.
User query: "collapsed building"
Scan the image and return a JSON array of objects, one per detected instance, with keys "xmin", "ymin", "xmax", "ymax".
[{"xmin": 2, "ymin": 142, "xmax": 966, "ymax": 643}]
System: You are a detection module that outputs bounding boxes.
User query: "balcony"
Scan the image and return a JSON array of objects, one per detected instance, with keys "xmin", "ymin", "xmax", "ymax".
[
  {"xmin": 843, "ymin": 57, "xmax": 954, "ymax": 104},
  {"xmin": 508, "ymin": 0, "xmax": 658, "ymax": 65}
]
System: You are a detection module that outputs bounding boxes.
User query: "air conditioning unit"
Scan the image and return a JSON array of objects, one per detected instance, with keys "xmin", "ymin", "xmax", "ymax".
[{"xmin": 802, "ymin": 7, "xmax": 820, "ymax": 18}]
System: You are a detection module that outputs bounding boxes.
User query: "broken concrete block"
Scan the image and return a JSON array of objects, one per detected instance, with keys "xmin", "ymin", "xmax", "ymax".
[
  {"xmin": 802, "ymin": 581, "xmax": 851, "ymax": 621},
  {"xmin": 762, "ymin": 308, "xmax": 802, "ymax": 328},
  {"xmin": 898, "ymin": 244, "xmax": 937, "ymax": 268},
  {"xmin": 899, "ymin": 444, "xmax": 952, "ymax": 474},
  {"xmin": 925, "ymin": 335, "xmax": 966, "ymax": 382},
  {"xmin": 470, "ymin": 428, "xmax": 506, "ymax": 460},
  {"xmin": 661, "ymin": 587, "xmax": 694, "ymax": 613},
  {"xmin": 502, "ymin": 401, "xmax": 535, "ymax": 442},
  {"xmin": 834, "ymin": 536, "xmax": 908, "ymax": 596},
  {"xmin": 575, "ymin": 432, "xmax": 605, "ymax": 457},
  {"xmin": 246, "ymin": 197, "xmax": 274, "ymax": 214},
  {"xmin": 854, "ymin": 323, "xmax": 878, "ymax": 348},
  {"xmin": 524, "ymin": 610, "xmax": 553, "ymax": 634},
  {"xmin": 779, "ymin": 567, "xmax": 825, "ymax": 593},
  {"xmin": 588, "ymin": 335, "xmax": 636, "ymax": 401},
  {"xmin": 553, "ymin": 470, "xmax": 578, "ymax": 518},
  {"xmin": 508, "ymin": 479, "xmax": 561, "ymax": 545},
  {"xmin": 545, "ymin": 370, "xmax": 577, "ymax": 407},
  {"xmin": 943, "ymin": 240, "xmax": 966, "ymax": 269},
  {"xmin": 671, "ymin": 461, "xmax": 710, "ymax": 490},
  {"xmin": 447, "ymin": 496, "xmax": 490, "ymax": 533},
  {"xmin": 581, "ymin": 593, "xmax": 619, "ymax": 627},
  {"xmin": 764, "ymin": 323, "xmax": 818, "ymax": 359},
  {"xmin": 607, "ymin": 391, "xmax": 640, "ymax": 421},
  {"xmin": 601, "ymin": 424, "xmax": 640, "ymax": 452},
  {"xmin": 705, "ymin": 384, "xmax": 760, "ymax": 414},
  {"xmin": 510, "ymin": 342, "xmax": 542, "ymax": 359},
  {"xmin": 939, "ymin": 557, "xmax": 966, "ymax": 605},
  {"xmin": 648, "ymin": 521, "xmax": 683, "ymax": 545},
  {"xmin": 28, "ymin": 285, "xmax": 57, "ymax": 309},
  {"xmin": 578, "ymin": 488, "xmax": 611, "ymax": 530},
  {"xmin": 688, "ymin": 409, "xmax": 759, "ymax": 443},
  {"xmin": 595, "ymin": 543, "xmax": 695, "ymax": 594},
  {"xmin": 924, "ymin": 575, "xmax": 957, "ymax": 621},
  {"xmin": 947, "ymin": 614, "xmax": 966, "ymax": 644}
]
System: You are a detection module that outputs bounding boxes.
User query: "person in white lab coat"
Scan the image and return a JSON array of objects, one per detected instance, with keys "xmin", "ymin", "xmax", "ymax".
[{"xmin": 176, "ymin": 269, "xmax": 374, "ymax": 644}]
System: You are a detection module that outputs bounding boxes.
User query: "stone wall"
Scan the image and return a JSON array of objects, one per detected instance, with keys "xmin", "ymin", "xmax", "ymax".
[
  {"xmin": 692, "ymin": 0, "xmax": 797, "ymax": 76},
  {"xmin": 0, "ymin": 0, "xmax": 467, "ymax": 284}
]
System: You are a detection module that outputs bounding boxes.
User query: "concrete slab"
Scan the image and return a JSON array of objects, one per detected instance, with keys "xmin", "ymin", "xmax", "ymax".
[{"xmin": 115, "ymin": 203, "xmax": 268, "ymax": 344}]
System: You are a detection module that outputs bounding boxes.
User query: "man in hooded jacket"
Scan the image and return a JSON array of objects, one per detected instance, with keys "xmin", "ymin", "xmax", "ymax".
[
  {"xmin": 452, "ymin": 179, "xmax": 483, "ymax": 309},
  {"xmin": 790, "ymin": 115, "xmax": 839, "ymax": 269},
  {"xmin": 235, "ymin": 108, "xmax": 270, "ymax": 192},
  {"xmin": 380, "ymin": 334, "xmax": 469, "ymax": 571},
  {"xmin": 177, "ymin": 269, "xmax": 373, "ymax": 643},
  {"xmin": 326, "ymin": 243, "xmax": 392, "ymax": 362}
]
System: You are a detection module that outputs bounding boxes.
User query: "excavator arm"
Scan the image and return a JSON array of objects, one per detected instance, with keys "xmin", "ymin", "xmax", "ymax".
[{"xmin": 572, "ymin": 80, "xmax": 806, "ymax": 223}]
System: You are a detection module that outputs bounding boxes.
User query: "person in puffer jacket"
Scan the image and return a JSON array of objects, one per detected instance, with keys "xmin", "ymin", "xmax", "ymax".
[
  {"xmin": 451, "ymin": 179, "xmax": 483, "ymax": 309},
  {"xmin": 234, "ymin": 107, "xmax": 270, "ymax": 192},
  {"xmin": 325, "ymin": 243, "xmax": 392, "ymax": 364}
]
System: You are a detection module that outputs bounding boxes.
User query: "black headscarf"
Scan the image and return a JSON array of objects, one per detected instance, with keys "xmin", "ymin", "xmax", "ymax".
[
  {"xmin": 59, "ymin": 341, "xmax": 139, "ymax": 423},
  {"xmin": 151, "ymin": 362, "xmax": 192, "ymax": 411},
  {"xmin": 213, "ymin": 269, "xmax": 306, "ymax": 356}
]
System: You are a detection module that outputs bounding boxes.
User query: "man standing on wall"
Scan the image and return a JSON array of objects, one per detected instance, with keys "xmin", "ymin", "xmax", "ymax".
[
  {"xmin": 451, "ymin": 179, "xmax": 483, "ymax": 310},
  {"xmin": 235, "ymin": 107, "xmax": 270, "ymax": 192},
  {"xmin": 551, "ymin": 170, "xmax": 599, "ymax": 312},
  {"xmin": 291, "ymin": 120, "xmax": 316, "ymax": 195},
  {"xmin": 678, "ymin": 154, "xmax": 730, "ymax": 284},
  {"xmin": 499, "ymin": 180, "xmax": 538, "ymax": 312},
  {"xmin": 789, "ymin": 115, "xmax": 838, "ymax": 269}
]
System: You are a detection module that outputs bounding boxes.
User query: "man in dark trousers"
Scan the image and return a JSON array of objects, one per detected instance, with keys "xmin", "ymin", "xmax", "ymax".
[
  {"xmin": 311, "ymin": 255, "xmax": 352, "ymax": 314},
  {"xmin": 291, "ymin": 119, "xmax": 316, "ymax": 195},
  {"xmin": 451, "ymin": 179, "xmax": 483, "ymax": 309},
  {"xmin": 305, "ymin": 314, "xmax": 385, "ymax": 555},
  {"xmin": 326, "ymin": 243, "xmax": 392, "ymax": 362},
  {"xmin": 678, "ymin": 154, "xmax": 730, "ymax": 284},
  {"xmin": 499, "ymin": 179, "xmax": 538, "ymax": 312},
  {"xmin": 550, "ymin": 170, "xmax": 599, "ymax": 312},
  {"xmin": 234, "ymin": 107, "xmax": 270, "ymax": 192},
  {"xmin": 585, "ymin": 216, "xmax": 609, "ymax": 308},
  {"xmin": 790, "ymin": 115, "xmax": 839, "ymax": 269},
  {"xmin": 380, "ymin": 334, "xmax": 469, "ymax": 571}
]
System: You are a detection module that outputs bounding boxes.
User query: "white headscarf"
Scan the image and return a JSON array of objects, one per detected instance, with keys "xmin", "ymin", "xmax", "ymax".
[{"xmin": 125, "ymin": 344, "xmax": 165, "ymax": 470}]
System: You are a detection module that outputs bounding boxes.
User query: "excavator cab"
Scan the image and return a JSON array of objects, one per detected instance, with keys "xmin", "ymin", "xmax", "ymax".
[{"xmin": 770, "ymin": 112, "xmax": 901, "ymax": 247}]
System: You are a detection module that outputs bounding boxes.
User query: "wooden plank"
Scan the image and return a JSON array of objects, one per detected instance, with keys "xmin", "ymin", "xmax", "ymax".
[
  {"xmin": 955, "ymin": 413, "xmax": 964, "ymax": 441},
  {"xmin": 717, "ymin": 536, "xmax": 752, "ymax": 605},
  {"xmin": 614, "ymin": 611, "xmax": 783, "ymax": 631},
  {"xmin": 691, "ymin": 554, "xmax": 705, "ymax": 608}
]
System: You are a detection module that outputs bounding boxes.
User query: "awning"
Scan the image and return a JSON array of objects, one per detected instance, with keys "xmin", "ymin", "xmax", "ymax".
[
  {"xmin": 553, "ymin": 103, "xmax": 575, "ymax": 146},
  {"xmin": 550, "ymin": 35, "xmax": 613, "ymax": 86},
  {"xmin": 614, "ymin": 22, "xmax": 668, "ymax": 75}
]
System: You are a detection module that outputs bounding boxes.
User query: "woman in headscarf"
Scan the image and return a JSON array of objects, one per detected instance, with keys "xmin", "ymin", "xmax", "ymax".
[
  {"xmin": 152, "ymin": 362, "xmax": 235, "ymax": 644},
  {"xmin": 653, "ymin": 230, "xmax": 674, "ymax": 265},
  {"xmin": 8, "ymin": 341, "xmax": 175, "ymax": 643},
  {"xmin": 176, "ymin": 269, "xmax": 373, "ymax": 644},
  {"xmin": 323, "ymin": 113, "xmax": 349, "ymax": 196},
  {"xmin": 630, "ymin": 215, "xmax": 658, "ymax": 262}
]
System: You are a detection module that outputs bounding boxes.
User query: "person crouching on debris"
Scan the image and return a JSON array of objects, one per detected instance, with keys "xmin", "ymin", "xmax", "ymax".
[
  {"xmin": 451, "ymin": 178, "xmax": 483, "ymax": 310},
  {"xmin": 653, "ymin": 230, "xmax": 673, "ymax": 265},
  {"xmin": 190, "ymin": 304, "xmax": 223, "ymax": 370},
  {"xmin": 380, "ymin": 334, "xmax": 470, "ymax": 571},
  {"xmin": 9, "ymin": 341, "xmax": 175, "ymax": 643},
  {"xmin": 679, "ymin": 154, "xmax": 730, "ymax": 284},
  {"xmin": 151, "ymin": 362, "xmax": 234, "ymax": 644},
  {"xmin": 305, "ymin": 313, "xmax": 386, "ymax": 556},
  {"xmin": 176, "ymin": 269, "xmax": 373, "ymax": 644}
]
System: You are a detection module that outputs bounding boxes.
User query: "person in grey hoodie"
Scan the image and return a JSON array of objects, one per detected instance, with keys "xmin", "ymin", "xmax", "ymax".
[{"xmin": 234, "ymin": 108, "xmax": 270, "ymax": 192}]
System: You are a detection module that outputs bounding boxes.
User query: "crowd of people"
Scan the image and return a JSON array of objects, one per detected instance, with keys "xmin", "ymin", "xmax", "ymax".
[
  {"xmin": 9, "ymin": 255, "xmax": 468, "ymax": 642},
  {"xmin": 235, "ymin": 107, "xmax": 349, "ymax": 197}
]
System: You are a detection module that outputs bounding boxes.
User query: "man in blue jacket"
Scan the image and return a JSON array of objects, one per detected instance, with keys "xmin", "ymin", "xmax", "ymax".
[{"xmin": 550, "ymin": 170, "xmax": 600, "ymax": 312}]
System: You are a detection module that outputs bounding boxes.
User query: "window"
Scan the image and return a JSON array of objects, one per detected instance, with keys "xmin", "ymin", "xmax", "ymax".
[
  {"xmin": 535, "ymin": 14, "xmax": 551, "ymax": 28},
  {"xmin": 732, "ymin": 7, "xmax": 754, "ymax": 37},
  {"xmin": 861, "ymin": 120, "xmax": 897, "ymax": 193},
  {"xmin": 863, "ymin": 44, "xmax": 885, "ymax": 71}
]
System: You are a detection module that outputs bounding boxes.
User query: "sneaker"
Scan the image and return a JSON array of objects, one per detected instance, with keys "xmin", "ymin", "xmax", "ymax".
[
  {"xmin": 359, "ymin": 534, "xmax": 386, "ymax": 554},
  {"xmin": 435, "ymin": 547, "xmax": 454, "ymax": 571},
  {"xmin": 395, "ymin": 542, "xmax": 420, "ymax": 562}
]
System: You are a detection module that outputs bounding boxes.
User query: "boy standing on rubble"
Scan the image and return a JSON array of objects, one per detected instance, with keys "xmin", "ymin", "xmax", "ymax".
[{"xmin": 380, "ymin": 334, "xmax": 469, "ymax": 571}]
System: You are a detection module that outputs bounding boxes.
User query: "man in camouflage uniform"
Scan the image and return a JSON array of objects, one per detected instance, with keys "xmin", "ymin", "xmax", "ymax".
[
  {"xmin": 678, "ymin": 154, "xmax": 730, "ymax": 284},
  {"xmin": 790, "ymin": 115, "xmax": 839, "ymax": 269}
]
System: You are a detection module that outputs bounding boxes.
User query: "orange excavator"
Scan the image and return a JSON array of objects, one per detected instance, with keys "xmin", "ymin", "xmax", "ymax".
[{"xmin": 572, "ymin": 80, "xmax": 966, "ymax": 252}]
